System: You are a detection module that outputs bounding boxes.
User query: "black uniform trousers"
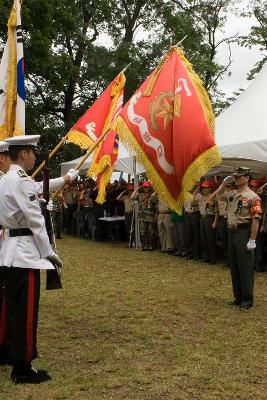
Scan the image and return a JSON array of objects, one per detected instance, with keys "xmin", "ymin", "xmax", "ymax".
[
  {"xmin": 184, "ymin": 212, "xmax": 201, "ymax": 259},
  {"xmin": 3, "ymin": 267, "xmax": 40, "ymax": 363},
  {"xmin": 0, "ymin": 283, "xmax": 6, "ymax": 351},
  {"xmin": 201, "ymin": 214, "xmax": 217, "ymax": 263},
  {"xmin": 228, "ymin": 227, "xmax": 254, "ymax": 306},
  {"xmin": 217, "ymin": 216, "xmax": 228, "ymax": 262}
]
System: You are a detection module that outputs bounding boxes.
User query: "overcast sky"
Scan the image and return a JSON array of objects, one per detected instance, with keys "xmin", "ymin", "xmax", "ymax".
[{"xmin": 216, "ymin": 3, "xmax": 263, "ymax": 96}]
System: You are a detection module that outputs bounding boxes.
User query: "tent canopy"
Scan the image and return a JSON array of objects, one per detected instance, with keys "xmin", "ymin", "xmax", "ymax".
[
  {"xmin": 211, "ymin": 61, "xmax": 267, "ymax": 175},
  {"xmin": 60, "ymin": 142, "xmax": 145, "ymax": 176}
]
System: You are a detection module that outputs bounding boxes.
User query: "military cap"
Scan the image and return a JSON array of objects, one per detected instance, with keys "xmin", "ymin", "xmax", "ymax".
[
  {"xmin": 0, "ymin": 141, "xmax": 9, "ymax": 153},
  {"xmin": 233, "ymin": 166, "xmax": 250, "ymax": 177},
  {"xmin": 5, "ymin": 134, "xmax": 40, "ymax": 149}
]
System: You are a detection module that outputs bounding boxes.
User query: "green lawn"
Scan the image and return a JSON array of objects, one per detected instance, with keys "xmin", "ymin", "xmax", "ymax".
[{"xmin": 1, "ymin": 236, "xmax": 267, "ymax": 399}]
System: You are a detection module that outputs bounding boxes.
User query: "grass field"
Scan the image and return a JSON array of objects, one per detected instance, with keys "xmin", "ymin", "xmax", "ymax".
[{"xmin": 1, "ymin": 236, "xmax": 267, "ymax": 400}]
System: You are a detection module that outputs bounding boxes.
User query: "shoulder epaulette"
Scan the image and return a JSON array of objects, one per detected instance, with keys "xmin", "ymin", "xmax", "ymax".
[{"xmin": 17, "ymin": 170, "xmax": 28, "ymax": 178}]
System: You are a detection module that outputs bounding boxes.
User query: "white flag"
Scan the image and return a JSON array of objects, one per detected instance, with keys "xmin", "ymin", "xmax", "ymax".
[{"xmin": 0, "ymin": 0, "xmax": 25, "ymax": 140}]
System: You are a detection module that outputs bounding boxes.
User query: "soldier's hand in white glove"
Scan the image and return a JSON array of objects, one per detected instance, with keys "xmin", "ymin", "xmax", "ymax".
[
  {"xmin": 223, "ymin": 175, "xmax": 234, "ymax": 185},
  {"xmin": 47, "ymin": 252, "xmax": 63, "ymax": 268},
  {"xmin": 46, "ymin": 199, "xmax": 53, "ymax": 212},
  {"xmin": 39, "ymin": 198, "xmax": 53, "ymax": 211},
  {"xmin": 66, "ymin": 168, "xmax": 79, "ymax": 182},
  {"xmin": 246, "ymin": 239, "xmax": 256, "ymax": 251}
]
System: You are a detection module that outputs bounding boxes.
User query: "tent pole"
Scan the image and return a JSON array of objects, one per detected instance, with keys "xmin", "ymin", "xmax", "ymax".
[{"xmin": 133, "ymin": 157, "xmax": 140, "ymax": 250}]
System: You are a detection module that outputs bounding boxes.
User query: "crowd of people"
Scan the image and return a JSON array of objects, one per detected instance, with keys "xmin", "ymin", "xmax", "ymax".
[{"xmin": 56, "ymin": 170, "xmax": 267, "ymax": 275}]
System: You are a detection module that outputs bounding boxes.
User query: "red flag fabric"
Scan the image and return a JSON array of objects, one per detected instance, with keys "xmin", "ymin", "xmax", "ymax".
[
  {"xmin": 113, "ymin": 47, "xmax": 221, "ymax": 213},
  {"xmin": 67, "ymin": 73, "xmax": 126, "ymax": 149},
  {"xmin": 88, "ymin": 88, "xmax": 123, "ymax": 204}
]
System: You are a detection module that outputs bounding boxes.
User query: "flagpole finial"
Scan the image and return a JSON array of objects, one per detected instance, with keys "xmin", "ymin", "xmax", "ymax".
[
  {"xmin": 175, "ymin": 35, "xmax": 188, "ymax": 48},
  {"xmin": 121, "ymin": 62, "xmax": 131, "ymax": 75}
]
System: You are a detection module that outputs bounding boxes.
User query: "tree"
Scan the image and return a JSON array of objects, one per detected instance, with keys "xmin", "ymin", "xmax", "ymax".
[
  {"xmin": 0, "ymin": 0, "xmax": 237, "ymax": 173},
  {"xmin": 239, "ymin": 0, "xmax": 267, "ymax": 80}
]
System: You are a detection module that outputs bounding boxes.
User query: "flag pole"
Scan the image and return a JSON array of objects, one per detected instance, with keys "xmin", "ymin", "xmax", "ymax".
[
  {"xmin": 31, "ymin": 134, "xmax": 68, "ymax": 179},
  {"xmin": 31, "ymin": 63, "xmax": 131, "ymax": 180}
]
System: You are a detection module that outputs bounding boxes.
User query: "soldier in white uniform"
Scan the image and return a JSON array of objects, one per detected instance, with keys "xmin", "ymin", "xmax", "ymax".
[
  {"xmin": 0, "ymin": 141, "xmax": 11, "ymax": 366},
  {"xmin": 0, "ymin": 135, "xmax": 78, "ymax": 384}
]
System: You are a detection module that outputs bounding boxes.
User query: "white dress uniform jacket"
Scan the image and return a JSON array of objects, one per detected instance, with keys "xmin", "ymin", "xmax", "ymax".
[{"xmin": 0, "ymin": 164, "xmax": 57, "ymax": 270}]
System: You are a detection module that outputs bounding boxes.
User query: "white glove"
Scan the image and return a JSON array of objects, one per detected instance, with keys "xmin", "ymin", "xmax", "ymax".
[
  {"xmin": 223, "ymin": 175, "xmax": 234, "ymax": 185},
  {"xmin": 46, "ymin": 199, "xmax": 53, "ymax": 212},
  {"xmin": 47, "ymin": 252, "xmax": 63, "ymax": 268},
  {"xmin": 66, "ymin": 168, "xmax": 79, "ymax": 182},
  {"xmin": 39, "ymin": 198, "xmax": 54, "ymax": 211},
  {"xmin": 246, "ymin": 239, "xmax": 256, "ymax": 251}
]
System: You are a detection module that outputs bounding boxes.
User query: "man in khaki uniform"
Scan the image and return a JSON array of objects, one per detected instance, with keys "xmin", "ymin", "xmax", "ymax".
[
  {"xmin": 210, "ymin": 167, "xmax": 262, "ymax": 309},
  {"xmin": 156, "ymin": 198, "xmax": 174, "ymax": 253}
]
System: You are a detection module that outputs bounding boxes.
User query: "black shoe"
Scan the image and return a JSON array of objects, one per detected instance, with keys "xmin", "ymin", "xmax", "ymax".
[
  {"xmin": 239, "ymin": 302, "xmax": 253, "ymax": 310},
  {"xmin": 210, "ymin": 260, "xmax": 216, "ymax": 265},
  {"xmin": 184, "ymin": 255, "xmax": 193, "ymax": 260},
  {"xmin": 11, "ymin": 365, "xmax": 51, "ymax": 384},
  {"xmin": 227, "ymin": 300, "xmax": 240, "ymax": 306}
]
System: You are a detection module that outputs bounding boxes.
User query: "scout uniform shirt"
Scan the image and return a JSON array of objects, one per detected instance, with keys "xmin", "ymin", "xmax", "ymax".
[
  {"xmin": 194, "ymin": 193, "xmax": 216, "ymax": 216},
  {"xmin": 216, "ymin": 197, "xmax": 228, "ymax": 217},
  {"xmin": 0, "ymin": 164, "xmax": 54, "ymax": 270},
  {"xmin": 184, "ymin": 199, "xmax": 199, "ymax": 213},
  {"xmin": 222, "ymin": 187, "xmax": 262, "ymax": 228}
]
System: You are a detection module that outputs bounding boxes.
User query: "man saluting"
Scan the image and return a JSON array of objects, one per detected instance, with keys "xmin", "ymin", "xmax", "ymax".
[{"xmin": 0, "ymin": 135, "xmax": 78, "ymax": 384}]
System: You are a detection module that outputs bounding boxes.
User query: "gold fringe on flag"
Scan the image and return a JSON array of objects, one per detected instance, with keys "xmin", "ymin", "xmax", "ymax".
[
  {"xmin": 66, "ymin": 129, "xmax": 94, "ymax": 150},
  {"xmin": 87, "ymin": 155, "xmax": 112, "ymax": 204},
  {"xmin": 113, "ymin": 117, "xmax": 221, "ymax": 214},
  {"xmin": 87, "ymin": 73, "xmax": 126, "ymax": 202}
]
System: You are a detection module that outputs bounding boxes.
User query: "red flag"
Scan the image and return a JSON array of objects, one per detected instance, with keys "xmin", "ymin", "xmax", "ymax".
[
  {"xmin": 67, "ymin": 73, "xmax": 126, "ymax": 149},
  {"xmin": 113, "ymin": 47, "xmax": 221, "ymax": 213},
  {"xmin": 88, "ymin": 88, "xmax": 123, "ymax": 204}
]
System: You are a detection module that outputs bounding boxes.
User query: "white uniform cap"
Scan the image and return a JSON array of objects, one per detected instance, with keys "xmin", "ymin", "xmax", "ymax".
[
  {"xmin": 0, "ymin": 141, "xmax": 9, "ymax": 153},
  {"xmin": 5, "ymin": 134, "xmax": 40, "ymax": 148}
]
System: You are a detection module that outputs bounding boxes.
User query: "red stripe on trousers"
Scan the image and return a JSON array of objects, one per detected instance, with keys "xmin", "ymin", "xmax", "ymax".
[
  {"xmin": 0, "ymin": 291, "xmax": 6, "ymax": 345},
  {"xmin": 26, "ymin": 271, "xmax": 35, "ymax": 362}
]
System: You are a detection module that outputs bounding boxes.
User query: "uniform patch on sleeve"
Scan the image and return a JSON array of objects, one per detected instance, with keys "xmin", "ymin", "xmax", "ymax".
[
  {"xmin": 29, "ymin": 194, "xmax": 36, "ymax": 202},
  {"xmin": 17, "ymin": 170, "xmax": 28, "ymax": 178},
  {"xmin": 250, "ymin": 199, "xmax": 262, "ymax": 215}
]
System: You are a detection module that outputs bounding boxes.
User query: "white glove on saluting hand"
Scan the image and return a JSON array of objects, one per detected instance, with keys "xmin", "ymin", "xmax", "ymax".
[
  {"xmin": 67, "ymin": 168, "xmax": 79, "ymax": 182},
  {"xmin": 247, "ymin": 239, "xmax": 256, "ymax": 251},
  {"xmin": 223, "ymin": 175, "xmax": 234, "ymax": 185}
]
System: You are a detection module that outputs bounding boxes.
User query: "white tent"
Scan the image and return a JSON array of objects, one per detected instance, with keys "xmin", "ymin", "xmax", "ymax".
[
  {"xmin": 212, "ymin": 61, "xmax": 267, "ymax": 175},
  {"xmin": 60, "ymin": 142, "xmax": 145, "ymax": 176}
]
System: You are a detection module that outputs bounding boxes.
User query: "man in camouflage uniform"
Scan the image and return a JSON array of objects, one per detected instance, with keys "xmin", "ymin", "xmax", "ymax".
[
  {"xmin": 131, "ymin": 181, "xmax": 156, "ymax": 250},
  {"xmin": 183, "ymin": 192, "xmax": 201, "ymax": 260},
  {"xmin": 210, "ymin": 167, "xmax": 262, "ymax": 309}
]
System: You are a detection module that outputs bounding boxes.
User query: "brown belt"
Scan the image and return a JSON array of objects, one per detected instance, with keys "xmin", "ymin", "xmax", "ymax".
[{"xmin": 228, "ymin": 223, "xmax": 250, "ymax": 230}]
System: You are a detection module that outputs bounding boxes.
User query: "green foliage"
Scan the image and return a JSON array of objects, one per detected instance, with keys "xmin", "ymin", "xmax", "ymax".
[
  {"xmin": 239, "ymin": 0, "xmax": 267, "ymax": 80},
  {"xmin": 0, "ymin": 0, "xmax": 238, "ymax": 172}
]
